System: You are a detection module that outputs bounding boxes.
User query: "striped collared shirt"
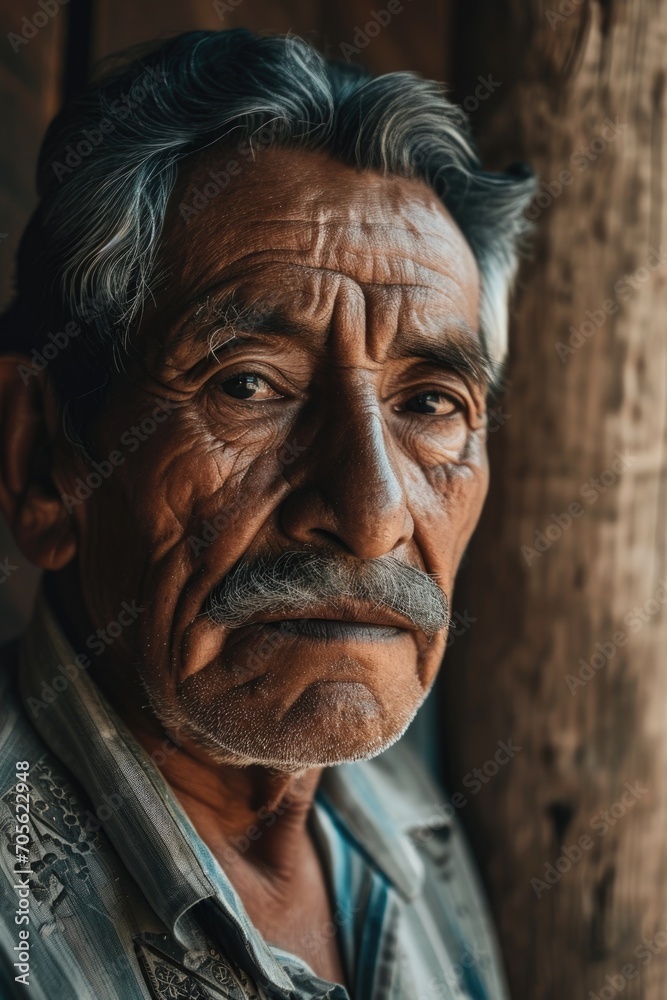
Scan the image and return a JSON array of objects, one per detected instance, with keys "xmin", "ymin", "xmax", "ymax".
[{"xmin": 0, "ymin": 590, "xmax": 510, "ymax": 999}]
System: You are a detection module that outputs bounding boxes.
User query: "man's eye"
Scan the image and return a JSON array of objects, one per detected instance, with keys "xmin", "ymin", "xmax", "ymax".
[
  {"xmin": 219, "ymin": 373, "xmax": 280, "ymax": 401},
  {"xmin": 403, "ymin": 391, "xmax": 459, "ymax": 416}
]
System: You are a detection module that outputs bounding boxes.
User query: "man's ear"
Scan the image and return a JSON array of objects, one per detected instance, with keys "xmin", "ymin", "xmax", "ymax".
[{"xmin": 0, "ymin": 356, "xmax": 77, "ymax": 570}]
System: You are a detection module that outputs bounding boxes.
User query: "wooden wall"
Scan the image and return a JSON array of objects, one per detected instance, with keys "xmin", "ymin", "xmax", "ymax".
[{"xmin": 442, "ymin": 2, "xmax": 667, "ymax": 997}]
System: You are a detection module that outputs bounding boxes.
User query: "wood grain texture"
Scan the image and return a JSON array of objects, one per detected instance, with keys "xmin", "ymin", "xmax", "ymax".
[{"xmin": 441, "ymin": 2, "xmax": 667, "ymax": 997}]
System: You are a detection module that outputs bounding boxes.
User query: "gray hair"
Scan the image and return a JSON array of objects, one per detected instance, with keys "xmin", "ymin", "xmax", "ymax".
[{"xmin": 0, "ymin": 29, "xmax": 536, "ymax": 447}]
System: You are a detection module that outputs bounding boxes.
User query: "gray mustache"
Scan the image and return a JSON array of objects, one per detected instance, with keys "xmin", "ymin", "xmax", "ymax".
[{"xmin": 203, "ymin": 550, "xmax": 449, "ymax": 637}]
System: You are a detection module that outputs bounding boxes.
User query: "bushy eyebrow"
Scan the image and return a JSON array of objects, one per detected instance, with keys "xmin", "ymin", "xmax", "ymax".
[
  {"xmin": 168, "ymin": 290, "xmax": 493, "ymax": 392},
  {"xmin": 393, "ymin": 325, "xmax": 494, "ymax": 393},
  {"xmin": 171, "ymin": 291, "xmax": 315, "ymax": 351}
]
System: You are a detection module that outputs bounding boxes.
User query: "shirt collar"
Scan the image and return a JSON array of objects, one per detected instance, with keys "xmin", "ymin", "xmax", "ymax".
[{"xmin": 317, "ymin": 740, "xmax": 453, "ymax": 902}]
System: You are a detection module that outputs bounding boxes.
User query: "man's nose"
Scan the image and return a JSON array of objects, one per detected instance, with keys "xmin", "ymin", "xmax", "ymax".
[{"xmin": 279, "ymin": 398, "xmax": 414, "ymax": 559}]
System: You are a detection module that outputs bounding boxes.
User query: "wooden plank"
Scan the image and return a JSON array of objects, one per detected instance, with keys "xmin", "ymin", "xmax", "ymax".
[{"xmin": 441, "ymin": 2, "xmax": 667, "ymax": 996}]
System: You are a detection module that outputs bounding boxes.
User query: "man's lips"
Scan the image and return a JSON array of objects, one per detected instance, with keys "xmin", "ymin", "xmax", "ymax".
[
  {"xmin": 234, "ymin": 600, "xmax": 419, "ymax": 635},
  {"xmin": 260, "ymin": 619, "xmax": 404, "ymax": 642},
  {"xmin": 182, "ymin": 596, "xmax": 437, "ymax": 680}
]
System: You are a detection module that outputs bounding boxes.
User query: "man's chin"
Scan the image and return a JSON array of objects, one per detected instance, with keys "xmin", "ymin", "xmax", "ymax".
[{"xmin": 146, "ymin": 679, "xmax": 421, "ymax": 772}]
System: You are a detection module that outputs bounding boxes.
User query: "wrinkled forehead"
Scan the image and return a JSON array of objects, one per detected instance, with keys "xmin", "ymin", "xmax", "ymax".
[{"xmin": 152, "ymin": 145, "xmax": 480, "ymax": 332}]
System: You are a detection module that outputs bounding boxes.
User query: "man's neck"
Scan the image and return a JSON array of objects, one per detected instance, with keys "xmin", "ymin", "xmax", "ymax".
[{"xmin": 126, "ymin": 713, "xmax": 324, "ymax": 882}]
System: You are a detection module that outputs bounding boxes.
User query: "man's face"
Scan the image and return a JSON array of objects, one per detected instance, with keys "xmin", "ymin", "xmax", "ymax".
[{"xmin": 56, "ymin": 146, "xmax": 489, "ymax": 770}]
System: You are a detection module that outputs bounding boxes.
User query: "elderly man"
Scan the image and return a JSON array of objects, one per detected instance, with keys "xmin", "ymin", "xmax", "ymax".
[{"xmin": 0, "ymin": 29, "xmax": 534, "ymax": 1000}]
